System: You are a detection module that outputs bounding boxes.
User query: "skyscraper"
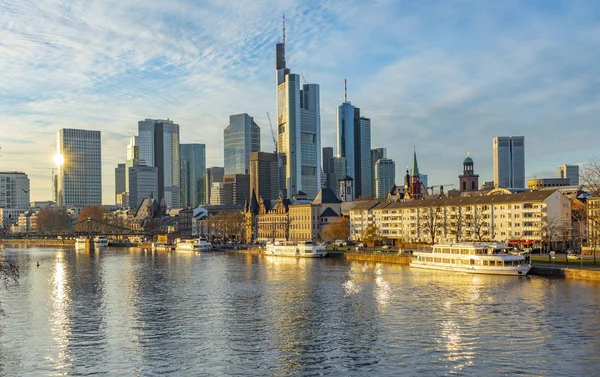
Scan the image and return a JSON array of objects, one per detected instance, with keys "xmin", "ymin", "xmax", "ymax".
[
  {"xmin": 371, "ymin": 148, "xmax": 387, "ymax": 198},
  {"xmin": 336, "ymin": 85, "xmax": 372, "ymax": 198},
  {"xmin": 224, "ymin": 113, "xmax": 260, "ymax": 175},
  {"xmin": 115, "ymin": 163, "xmax": 126, "ymax": 202},
  {"xmin": 125, "ymin": 135, "xmax": 140, "ymax": 193},
  {"xmin": 331, "ymin": 156, "xmax": 347, "ymax": 198},
  {"xmin": 181, "ymin": 144, "xmax": 206, "ymax": 207},
  {"xmin": 222, "ymin": 174, "xmax": 250, "ymax": 206},
  {"xmin": 137, "ymin": 119, "xmax": 181, "ymax": 208},
  {"xmin": 206, "ymin": 167, "xmax": 224, "ymax": 205},
  {"xmin": 129, "ymin": 165, "xmax": 159, "ymax": 210},
  {"xmin": 57, "ymin": 128, "xmax": 102, "ymax": 206},
  {"xmin": 558, "ymin": 165, "xmax": 579, "ymax": 186},
  {"xmin": 375, "ymin": 158, "xmax": 395, "ymax": 200},
  {"xmin": 0, "ymin": 172, "xmax": 30, "ymax": 209},
  {"xmin": 276, "ymin": 21, "xmax": 321, "ymax": 199},
  {"xmin": 250, "ymin": 152, "xmax": 278, "ymax": 201},
  {"xmin": 493, "ymin": 136, "xmax": 525, "ymax": 188}
]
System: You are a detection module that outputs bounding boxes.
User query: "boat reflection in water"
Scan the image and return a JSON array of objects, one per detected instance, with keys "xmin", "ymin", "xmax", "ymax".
[{"xmin": 265, "ymin": 240, "xmax": 327, "ymax": 258}]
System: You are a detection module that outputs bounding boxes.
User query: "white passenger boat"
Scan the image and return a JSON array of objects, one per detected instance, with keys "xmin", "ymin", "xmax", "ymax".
[
  {"xmin": 151, "ymin": 242, "xmax": 174, "ymax": 251},
  {"xmin": 265, "ymin": 240, "xmax": 327, "ymax": 258},
  {"xmin": 93, "ymin": 236, "xmax": 109, "ymax": 248},
  {"xmin": 412, "ymin": 243, "xmax": 531, "ymax": 276},
  {"xmin": 176, "ymin": 238, "xmax": 213, "ymax": 252},
  {"xmin": 75, "ymin": 237, "xmax": 88, "ymax": 249}
]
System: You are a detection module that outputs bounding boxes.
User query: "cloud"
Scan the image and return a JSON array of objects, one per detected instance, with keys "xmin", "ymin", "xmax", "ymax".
[{"xmin": 0, "ymin": 0, "xmax": 599, "ymax": 201}]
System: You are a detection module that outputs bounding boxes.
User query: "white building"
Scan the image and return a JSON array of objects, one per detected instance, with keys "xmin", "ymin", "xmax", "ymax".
[
  {"xmin": 0, "ymin": 171, "xmax": 30, "ymax": 209},
  {"xmin": 493, "ymin": 136, "xmax": 525, "ymax": 189},
  {"xmin": 57, "ymin": 129, "xmax": 102, "ymax": 206},
  {"xmin": 210, "ymin": 182, "xmax": 224, "ymax": 205},
  {"xmin": 275, "ymin": 30, "xmax": 321, "ymax": 199},
  {"xmin": 350, "ymin": 190, "xmax": 571, "ymax": 246},
  {"xmin": 558, "ymin": 164, "xmax": 579, "ymax": 186},
  {"xmin": 137, "ymin": 119, "xmax": 180, "ymax": 208}
]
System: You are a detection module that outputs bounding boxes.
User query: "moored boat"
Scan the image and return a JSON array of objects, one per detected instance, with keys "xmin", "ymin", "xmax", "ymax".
[
  {"xmin": 93, "ymin": 236, "xmax": 109, "ymax": 248},
  {"xmin": 412, "ymin": 243, "xmax": 531, "ymax": 276},
  {"xmin": 265, "ymin": 240, "xmax": 327, "ymax": 258},
  {"xmin": 75, "ymin": 236, "xmax": 88, "ymax": 249},
  {"xmin": 151, "ymin": 242, "xmax": 175, "ymax": 251},
  {"xmin": 176, "ymin": 238, "xmax": 213, "ymax": 252}
]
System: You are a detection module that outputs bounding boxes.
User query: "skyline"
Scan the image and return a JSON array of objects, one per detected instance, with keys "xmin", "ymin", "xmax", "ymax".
[{"xmin": 1, "ymin": 1, "xmax": 599, "ymax": 203}]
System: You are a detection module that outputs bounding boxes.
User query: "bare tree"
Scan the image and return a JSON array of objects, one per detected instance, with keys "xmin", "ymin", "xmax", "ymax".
[
  {"xmin": 446, "ymin": 207, "xmax": 463, "ymax": 243},
  {"xmin": 0, "ymin": 252, "xmax": 19, "ymax": 315},
  {"xmin": 471, "ymin": 213, "xmax": 493, "ymax": 242},
  {"xmin": 581, "ymin": 158, "xmax": 600, "ymax": 197},
  {"xmin": 418, "ymin": 207, "xmax": 444, "ymax": 244},
  {"xmin": 582, "ymin": 159, "xmax": 600, "ymax": 264}
]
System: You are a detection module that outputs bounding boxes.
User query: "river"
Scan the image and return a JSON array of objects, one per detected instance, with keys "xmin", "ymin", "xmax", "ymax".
[{"xmin": 0, "ymin": 246, "xmax": 599, "ymax": 376}]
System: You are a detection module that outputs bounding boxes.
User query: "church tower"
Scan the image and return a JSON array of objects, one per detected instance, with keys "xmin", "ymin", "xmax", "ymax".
[
  {"xmin": 409, "ymin": 151, "xmax": 423, "ymax": 199},
  {"xmin": 459, "ymin": 153, "xmax": 479, "ymax": 192}
]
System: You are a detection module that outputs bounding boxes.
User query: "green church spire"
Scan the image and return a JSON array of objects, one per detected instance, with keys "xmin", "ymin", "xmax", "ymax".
[{"xmin": 411, "ymin": 150, "xmax": 419, "ymax": 177}]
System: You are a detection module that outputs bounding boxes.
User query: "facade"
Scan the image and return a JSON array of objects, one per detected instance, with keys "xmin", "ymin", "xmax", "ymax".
[
  {"xmin": 458, "ymin": 154, "xmax": 479, "ymax": 192},
  {"xmin": 588, "ymin": 197, "xmax": 600, "ymax": 248},
  {"xmin": 276, "ymin": 32, "xmax": 321, "ymax": 199},
  {"xmin": 57, "ymin": 128, "xmax": 102, "ymax": 206},
  {"xmin": 137, "ymin": 119, "xmax": 180, "ymax": 208},
  {"xmin": 339, "ymin": 175, "xmax": 354, "ymax": 202},
  {"xmin": 558, "ymin": 165, "xmax": 579, "ymax": 186},
  {"xmin": 224, "ymin": 113, "xmax": 260, "ymax": 175},
  {"xmin": 371, "ymin": 148, "xmax": 387, "ymax": 198},
  {"xmin": 288, "ymin": 204, "xmax": 320, "ymax": 241},
  {"xmin": 206, "ymin": 166, "xmax": 224, "ymax": 205},
  {"xmin": 180, "ymin": 143, "xmax": 207, "ymax": 207},
  {"xmin": 330, "ymin": 157, "xmax": 347, "ymax": 198},
  {"xmin": 249, "ymin": 152, "xmax": 278, "ymax": 201},
  {"xmin": 0, "ymin": 172, "xmax": 30, "ymax": 209},
  {"xmin": 527, "ymin": 178, "xmax": 570, "ymax": 191},
  {"xmin": 115, "ymin": 163, "xmax": 126, "ymax": 202},
  {"xmin": 210, "ymin": 182, "xmax": 224, "ymax": 205},
  {"xmin": 222, "ymin": 174, "xmax": 250, "ymax": 206},
  {"xmin": 336, "ymin": 100, "xmax": 372, "ymax": 198},
  {"xmin": 116, "ymin": 193, "xmax": 129, "ymax": 208},
  {"xmin": 128, "ymin": 165, "xmax": 159, "ymax": 210},
  {"xmin": 493, "ymin": 136, "xmax": 525, "ymax": 189},
  {"xmin": 125, "ymin": 136, "xmax": 140, "ymax": 192},
  {"xmin": 322, "ymin": 147, "xmax": 335, "ymax": 191},
  {"xmin": 375, "ymin": 158, "xmax": 395, "ymax": 199},
  {"xmin": 350, "ymin": 191, "xmax": 571, "ymax": 245}
]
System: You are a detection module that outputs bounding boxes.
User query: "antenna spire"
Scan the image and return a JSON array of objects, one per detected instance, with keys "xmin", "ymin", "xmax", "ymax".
[
  {"xmin": 282, "ymin": 14, "xmax": 286, "ymax": 44},
  {"xmin": 344, "ymin": 79, "xmax": 347, "ymax": 102}
]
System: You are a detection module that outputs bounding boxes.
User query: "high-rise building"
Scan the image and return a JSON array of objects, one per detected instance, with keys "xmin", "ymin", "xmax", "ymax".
[
  {"xmin": 493, "ymin": 136, "xmax": 525, "ymax": 189},
  {"xmin": 137, "ymin": 119, "xmax": 180, "ymax": 208},
  {"xmin": 222, "ymin": 174, "xmax": 250, "ymax": 206},
  {"xmin": 322, "ymin": 147, "xmax": 334, "ymax": 190},
  {"xmin": 224, "ymin": 113, "xmax": 260, "ymax": 175},
  {"xmin": 128, "ymin": 165, "xmax": 158, "ymax": 210},
  {"xmin": 125, "ymin": 136, "xmax": 140, "ymax": 193},
  {"xmin": 375, "ymin": 158, "xmax": 395, "ymax": 200},
  {"xmin": 419, "ymin": 174, "xmax": 428, "ymax": 190},
  {"xmin": 330, "ymin": 157, "xmax": 347, "ymax": 198},
  {"xmin": 276, "ymin": 23, "xmax": 321, "ymax": 199},
  {"xmin": 250, "ymin": 152, "xmax": 278, "ymax": 201},
  {"xmin": 206, "ymin": 167, "xmax": 224, "ymax": 205},
  {"xmin": 0, "ymin": 172, "xmax": 30, "ymax": 209},
  {"xmin": 180, "ymin": 144, "xmax": 206, "ymax": 208},
  {"xmin": 336, "ymin": 88, "xmax": 372, "ymax": 198},
  {"xmin": 558, "ymin": 165, "xmax": 579, "ymax": 186},
  {"xmin": 371, "ymin": 148, "xmax": 387, "ymax": 198},
  {"xmin": 115, "ymin": 163, "xmax": 126, "ymax": 202},
  {"xmin": 57, "ymin": 128, "xmax": 102, "ymax": 206},
  {"xmin": 210, "ymin": 182, "xmax": 224, "ymax": 205}
]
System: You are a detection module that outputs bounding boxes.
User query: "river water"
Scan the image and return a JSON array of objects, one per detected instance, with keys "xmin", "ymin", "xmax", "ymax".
[{"xmin": 0, "ymin": 246, "xmax": 599, "ymax": 376}]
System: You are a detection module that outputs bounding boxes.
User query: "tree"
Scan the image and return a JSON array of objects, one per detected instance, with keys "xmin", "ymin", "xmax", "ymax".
[
  {"xmin": 37, "ymin": 207, "xmax": 72, "ymax": 233},
  {"xmin": 0, "ymin": 252, "xmax": 19, "ymax": 315},
  {"xmin": 362, "ymin": 225, "xmax": 381, "ymax": 247},
  {"xmin": 472, "ymin": 213, "xmax": 493, "ymax": 242},
  {"xmin": 446, "ymin": 207, "xmax": 463, "ymax": 243},
  {"xmin": 78, "ymin": 205, "xmax": 106, "ymax": 221},
  {"xmin": 582, "ymin": 159, "xmax": 600, "ymax": 264},
  {"xmin": 321, "ymin": 217, "xmax": 350, "ymax": 242},
  {"xmin": 418, "ymin": 207, "xmax": 444, "ymax": 244}
]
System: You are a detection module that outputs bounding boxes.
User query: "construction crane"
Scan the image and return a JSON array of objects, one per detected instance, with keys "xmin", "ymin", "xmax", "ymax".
[
  {"xmin": 426, "ymin": 184, "xmax": 454, "ymax": 196},
  {"xmin": 300, "ymin": 73, "xmax": 308, "ymax": 85},
  {"xmin": 266, "ymin": 112, "xmax": 277, "ymax": 154}
]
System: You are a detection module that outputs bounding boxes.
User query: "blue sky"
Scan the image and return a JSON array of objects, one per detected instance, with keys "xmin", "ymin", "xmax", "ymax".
[{"xmin": 1, "ymin": 0, "xmax": 599, "ymax": 203}]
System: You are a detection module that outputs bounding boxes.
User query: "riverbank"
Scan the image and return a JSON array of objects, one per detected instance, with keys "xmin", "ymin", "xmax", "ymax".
[{"xmin": 0, "ymin": 238, "xmax": 75, "ymax": 247}]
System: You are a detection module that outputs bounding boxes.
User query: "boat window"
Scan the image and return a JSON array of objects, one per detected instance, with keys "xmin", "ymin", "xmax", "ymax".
[
  {"xmin": 497, "ymin": 260, "xmax": 503, "ymax": 267},
  {"xmin": 451, "ymin": 249, "xmax": 458, "ymax": 254},
  {"xmin": 443, "ymin": 258, "xmax": 450, "ymax": 264},
  {"xmin": 434, "ymin": 258, "xmax": 441, "ymax": 263},
  {"xmin": 483, "ymin": 260, "xmax": 489, "ymax": 266},
  {"xmin": 460, "ymin": 249, "xmax": 468, "ymax": 254},
  {"xmin": 469, "ymin": 250, "xmax": 475, "ymax": 255}
]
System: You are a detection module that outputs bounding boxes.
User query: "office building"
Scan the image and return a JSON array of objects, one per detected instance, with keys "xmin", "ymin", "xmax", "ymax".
[
  {"xmin": 322, "ymin": 147, "xmax": 335, "ymax": 191},
  {"xmin": 527, "ymin": 178, "xmax": 570, "ymax": 191},
  {"xmin": 222, "ymin": 174, "xmax": 250, "ymax": 206},
  {"xmin": 558, "ymin": 165, "xmax": 579, "ymax": 186},
  {"xmin": 224, "ymin": 113, "xmax": 260, "ymax": 175},
  {"xmin": 375, "ymin": 158, "xmax": 395, "ymax": 200},
  {"xmin": 129, "ymin": 165, "xmax": 159, "ymax": 210},
  {"xmin": 137, "ymin": 119, "xmax": 180, "ymax": 208},
  {"xmin": 250, "ymin": 152, "xmax": 278, "ymax": 201},
  {"xmin": 330, "ymin": 157, "xmax": 347, "ymax": 198},
  {"xmin": 125, "ymin": 136, "xmax": 141, "ymax": 192},
  {"xmin": 210, "ymin": 182, "xmax": 224, "ymax": 205},
  {"xmin": 181, "ymin": 144, "xmax": 206, "ymax": 207},
  {"xmin": 206, "ymin": 167, "xmax": 224, "ymax": 205},
  {"xmin": 115, "ymin": 163, "xmax": 126, "ymax": 202},
  {"xmin": 336, "ymin": 88, "xmax": 372, "ymax": 198},
  {"xmin": 275, "ymin": 25, "xmax": 321, "ymax": 199},
  {"xmin": 57, "ymin": 128, "xmax": 102, "ymax": 206},
  {"xmin": 493, "ymin": 136, "xmax": 525, "ymax": 189},
  {"xmin": 0, "ymin": 172, "xmax": 30, "ymax": 209},
  {"xmin": 371, "ymin": 148, "xmax": 386, "ymax": 198}
]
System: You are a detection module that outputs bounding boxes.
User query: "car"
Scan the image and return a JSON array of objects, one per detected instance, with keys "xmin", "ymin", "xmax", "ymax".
[
  {"xmin": 381, "ymin": 245, "xmax": 390, "ymax": 251},
  {"xmin": 567, "ymin": 253, "xmax": 581, "ymax": 260},
  {"xmin": 333, "ymin": 240, "xmax": 347, "ymax": 247}
]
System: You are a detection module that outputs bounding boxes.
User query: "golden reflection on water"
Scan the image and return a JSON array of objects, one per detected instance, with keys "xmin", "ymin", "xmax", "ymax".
[{"xmin": 48, "ymin": 251, "xmax": 72, "ymax": 372}]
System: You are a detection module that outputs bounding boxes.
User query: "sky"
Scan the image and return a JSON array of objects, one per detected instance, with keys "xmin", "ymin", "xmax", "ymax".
[{"xmin": 1, "ymin": 0, "xmax": 599, "ymax": 204}]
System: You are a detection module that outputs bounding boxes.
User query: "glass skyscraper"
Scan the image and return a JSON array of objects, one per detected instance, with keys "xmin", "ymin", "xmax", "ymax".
[
  {"xmin": 57, "ymin": 128, "xmax": 102, "ymax": 206},
  {"xmin": 180, "ymin": 143, "xmax": 206, "ymax": 207},
  {"xmin": 493, "ymin": 136, "xmax": 525, "ymax": 189},
  {"xmin": 223, "ymin": 113, "xmax": 260, "ymax": 175},
  {"xmin": 375, "ymin": 158, "xmax": 395, "ymax": 200},
  {"xmin": 137, "ymin": 119, "xmax": 180, "ymax": 208}
]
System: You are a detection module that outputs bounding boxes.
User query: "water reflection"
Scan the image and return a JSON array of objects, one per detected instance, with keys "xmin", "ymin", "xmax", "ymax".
[{"xmin": 49, "ymin": 252, "xmax": 72, "ymax": 372}]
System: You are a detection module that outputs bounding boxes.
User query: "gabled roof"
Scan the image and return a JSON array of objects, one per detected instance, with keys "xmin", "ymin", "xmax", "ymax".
[
  {"xmin": 320, "ymin": 207, "xmax": 339, "ymax": 218},
  {"xmin": 312, "ymin": 188, "xmax": 342, "ymax": 204},
  {"xmin": 349, "ymin": 200, "xmax": 382, "ymax": 211}
]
